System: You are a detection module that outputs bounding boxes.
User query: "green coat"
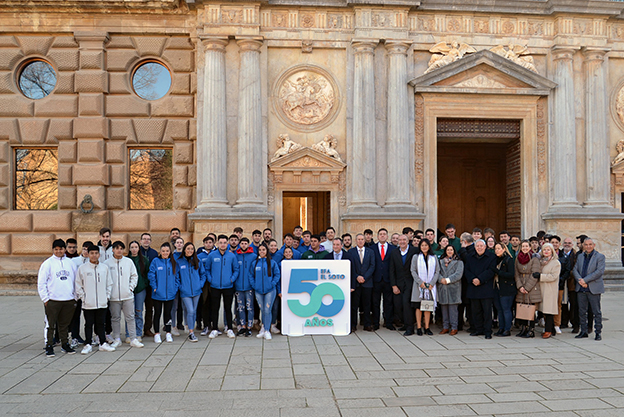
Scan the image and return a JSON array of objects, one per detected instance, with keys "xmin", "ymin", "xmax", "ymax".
[
  {"xmin": 128, "ymin": 254, "xmax": 150, "ymax": 294},
  {"xmin": 301, "ymin": 249, "xmax": 329, "ymax": 260}
]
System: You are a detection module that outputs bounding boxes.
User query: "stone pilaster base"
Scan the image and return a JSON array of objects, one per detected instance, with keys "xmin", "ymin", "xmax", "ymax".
[
  {"xmin": 189, "ymin": 211, "xmax": 274, "ymax": 248},
  {"xmin": 340, "ymin": 212, "xmax": 425, "ymax": 237}
]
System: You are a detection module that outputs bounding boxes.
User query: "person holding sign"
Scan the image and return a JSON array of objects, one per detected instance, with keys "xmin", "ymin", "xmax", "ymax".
[{"xmin": 249, "ymin": 243, "xmax": 281, "ymax": 340}]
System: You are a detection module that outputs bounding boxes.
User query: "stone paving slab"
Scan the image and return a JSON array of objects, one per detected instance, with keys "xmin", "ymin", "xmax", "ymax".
[{"xmin": 1, "ymin": 294, "xmax": 624, "ymax": 415}]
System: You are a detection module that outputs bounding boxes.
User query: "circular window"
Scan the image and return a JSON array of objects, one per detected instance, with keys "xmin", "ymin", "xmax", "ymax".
[
  {"xmin": 19, "ymin": 60, "xmax": 57, "ymax": 100},
  {"xmin": 132, "ymin": 61, "xmax": 172, "ymax": 100}
]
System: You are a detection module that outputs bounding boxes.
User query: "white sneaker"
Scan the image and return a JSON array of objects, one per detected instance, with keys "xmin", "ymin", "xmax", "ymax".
[
  {"xmin": 111, "ymin": 338, "xmax": 122, "ymax": 349},
  {"xmin": 208, "ymin": 330, "xmax": 219, "ymax": 339},
  {"xmin": 81, "ymin": 344, "xmax": 92, "ymax": 355},
  {"xmin": 264, "ymin": 332, "xmax": 272, "ymax": 340},
  {"xmin": 555, "ymin": 326, "xmax": 562, "ymax": 334},
  {"xmin": 227, "ymin": 329, "xmax": 235, "ymax": 338},
  {"xmin": 105, "ymin": 334, "xmax": 114, "ymax": 344},
  {"xmin": 99, "ymin": 342, "xmax": 115, "ymax": 352},
  {"xmin": 257, "ymin": 327, "xmax": 266, "ymax": 338},
  {"xmin": 270, "ymin": 324, "xmax": 281, "ymax": 334},
  {"xmin": 171, "ymin": 327, "xmax": 180, "ymax": 336},
  {"xmin": 130, "ymin": 338, "xmax": 144, "ymax": 348},
  {"xmin": 125, "ymin": 337, "xmax": 131, "ymax": 344},
  {"xmin": 200, "ymin": 327, "xmax": 210, "ymax": 336},
  {"xmin": 137, "ymin": 336, "xmax": 142, "ymax": 343},
  {"xmin": 154, "ymin": 334, "xmax": 162, "ymax": 344},
  {"xmin": 165, "ymin": 333, "xmax": 173, "ymax": 343}
]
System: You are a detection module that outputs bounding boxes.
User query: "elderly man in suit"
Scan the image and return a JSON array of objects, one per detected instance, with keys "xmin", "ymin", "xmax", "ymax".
[
  {"xmin": 348, "ymin": 234, "xmax": 375, "ymax": 332},
  {"xmin": 572, "ymin": 237, "xmax": 605, "ymax": 341},
  {"xmin": 389, "ymin": 234, "xmax": 419, "ymax": 336},
  {"xmin": 372, "ymin": 228, "xmax": 396, "ymax": 331}
]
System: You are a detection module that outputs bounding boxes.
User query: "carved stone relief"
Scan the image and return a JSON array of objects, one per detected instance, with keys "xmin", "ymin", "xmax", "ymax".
[
  {"xmin": 615, "ymin": 85, "xmax": 624, "ymax": 130},
  {"xmin": 311, "ymin": 134, "xmax": 343, "ymax": 162},
  {"xmin": 414, "ymin": 94, "xmax": 424, "ymax": 181},
  {"xmin": 455, "ymin": 75, "xmax": 506, "ymax": 89},
  {"xmin": 490, "ymin": 45, "xmax": 538, "ymax": 73},
  {"xmin": 327, "ymin": 14, "xmax": 343, "ymax": 29},
  {"xmin": 271, "ymin": 133, "xmax": 302, "ymax": 162},
  {"xmin": 273, "ymin": 65, "xmax": 341, "ymax": 132},
  {"xmin": 612, "ymin": 139, "xmax": 624, "ymax": 167},
  {"xmin": 537, "ymin": 98, "xmax": 547, "ymax": 180},
  {"xmin": 271, "ymin": 133, "xmax": 344, "ymax": 163},
  {"xmin": 425, "ymin": 41, "xmax": 476, "ymax": 74}
]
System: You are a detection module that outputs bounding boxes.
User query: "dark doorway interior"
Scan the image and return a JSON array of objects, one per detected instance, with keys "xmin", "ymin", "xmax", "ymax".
[{"xmin": 282, "ymin": 191, "xmax": 330, "ymax": 236}]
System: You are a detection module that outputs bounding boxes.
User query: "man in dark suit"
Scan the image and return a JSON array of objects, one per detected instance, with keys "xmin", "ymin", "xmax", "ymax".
[
  {"xmin": 458, "ymin": 233, "xmax": 475, "ymax": 331},
  {"xmin": 572, "ymin": 237, "xmax": 605, "ymax": 340},
  {"xmin": 371, "ymin": 228, "xmax": 396, "ymax": 330},
  {"xmin": 348, "ymin": 233, "xmax": 375, "ymax": 332},
  {"xmin": 324, "ymin": 238, "xmax": 350, "ymax": 261},
  {"xmin": 389, "ymin": 234, "xmax": 418, "ymax": 336},
  {"xmin": 464, "ymin": 239, "xmax": 496, "ymax": 339}
]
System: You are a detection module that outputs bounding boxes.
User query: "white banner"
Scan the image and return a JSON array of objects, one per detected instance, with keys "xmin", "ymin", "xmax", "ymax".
[{"xmin": 281, "ymin": 259, "xmax": 351, "ymax": 336}]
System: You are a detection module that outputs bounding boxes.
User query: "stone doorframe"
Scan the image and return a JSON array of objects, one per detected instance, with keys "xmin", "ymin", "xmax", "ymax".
[
  {"xmin": 268, "ymin": 147, "xmax": 347, "ymax": 240},
  {"xmin": 409, "ymin": 50, "xmax": 556, "ymax": 237}
]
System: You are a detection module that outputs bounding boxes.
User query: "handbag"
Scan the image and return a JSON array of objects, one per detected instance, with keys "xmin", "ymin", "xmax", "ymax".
[
  {"xmin": 515, "ymin": 293, "xmax": 536, "ymax": 321},
  {"xmin": 420, "ymin": 288, "xmax": 435, "ymax": 312}
]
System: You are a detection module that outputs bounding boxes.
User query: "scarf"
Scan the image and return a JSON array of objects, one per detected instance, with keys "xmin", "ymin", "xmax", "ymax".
[
  {"xmin": 539, "ymin": 255, "xmax": 552, "ymax": 267},
  {"xmin": 517, "ymin": 251, "xmax": 531, "ymax": 265},
  {"xmin": 417, "ymin": 254, "xmax": 437, "ymax": 306}
]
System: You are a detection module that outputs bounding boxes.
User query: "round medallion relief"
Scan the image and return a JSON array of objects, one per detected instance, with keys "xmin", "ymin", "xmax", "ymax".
[
  {"xmin": 615, "ymin": 84, "xmax": 624, "ymax": 130},
  {"xmin": 273, "ymin": 65, "xmax": 341, "ymax": 132}
]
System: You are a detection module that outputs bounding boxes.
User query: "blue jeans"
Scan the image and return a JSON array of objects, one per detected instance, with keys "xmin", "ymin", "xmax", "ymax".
[
  {"xmin": 271, "ymin": 294, "xmax": 281, "ymax": 325},
  {"xmin": 126, "ymin": 289, "xmax": 146, "ymax": 339},
  {"xmin": 255, "ymin": 289, "xmax": 276, "ymax": 331},
  {"xmin": 181, "ymin": 295, "xmax": 200, "ymax": 332},
  {"xmin": 494, "ymin": 293, "xmax": 514, "ymax": 332},
  {"xmin": 235, "ymin": 290, "xmax": 254, "ymax": 328}
]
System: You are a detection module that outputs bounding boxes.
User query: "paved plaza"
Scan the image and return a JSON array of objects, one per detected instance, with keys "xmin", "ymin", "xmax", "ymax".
[{"xmin": 1, "ymin": 295, "xmax": 624, "ymax": 417}]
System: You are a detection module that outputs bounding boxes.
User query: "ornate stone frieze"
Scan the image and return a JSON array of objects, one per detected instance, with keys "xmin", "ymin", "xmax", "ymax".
[
  {"xmin": 311, "ymin": 134, "xmax": 343, "ymax": 162},
  {"xmin": 424, "ymin": 41, "xmax": 476, "ymax": 74},
  {"xmin": 614, "ymin": 84, "xmax": 624, "ymax": 131},
  {"xmin": 273, "ymin": 65, "xmax": 341, "ymax": 133},
  {"xmin": 490, "ymin": 45, "xmax": 538, "ymax": 73},
  {"xmin": 454, "ymin": 75, "xmax": 506, "ymax": 89},
  {"xmin": 271, "ymin": 133, "xmax": 302, "ymax": 162},
  {"xmin": 537, "ymin": 97, "xmax": 547, "ymax": 180},
  {"xmin": 612, "ymin": 140, "xmax": 624, "ymax": 167},
  {"xmin": 414, "ymin": 94, "xmax": 424, "ymax": 182}
]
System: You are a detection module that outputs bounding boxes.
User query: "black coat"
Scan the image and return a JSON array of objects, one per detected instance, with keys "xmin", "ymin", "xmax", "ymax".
[
  {"xmin": 492, "ymin": 254, "xmax": 516, "ymax": 297},
  {"xmin": 389, "ymin": 246, "xmax": 418, "ymax": 289},
  {"xmin": 348, "ymin": 246, "xmax": 375, "ymax": 289},
  {"xmin": 464, "ymin": 250, "xmax": 496, "ymax": 299},
  {"xmin": 557, "ymin": 249, "xmax": 572, "ymax": 290}
]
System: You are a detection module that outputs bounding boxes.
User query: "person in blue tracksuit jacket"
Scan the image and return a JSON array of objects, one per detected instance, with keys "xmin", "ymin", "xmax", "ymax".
[
  {"xmin": 148, "ymin": 242, "xmax": 178, "ymax": 344},
  {"xmin": 203, "ymin": 234, "xmax": 239, "ymax": 339},
  {"xmin": 171, "ymin": 237, "xmax": 185, "ymax": 334},
  {"xmin": 176, "ymin": 242, "xmax": 206, "ymax": 343},
  {"xmin": 270, "ymin": 246, "xmax": 295, "ymax": 334},
  {"xmin": 249, "ymin": 243, "xmax": 280, "ymax": 340},
  {"xmin": 235, "ymin": 237, "xmax": 256, "ymax": 337}
]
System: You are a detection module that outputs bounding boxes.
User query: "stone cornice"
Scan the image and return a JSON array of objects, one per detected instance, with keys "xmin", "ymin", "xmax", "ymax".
[{"xmin": 0, "ymin": 0, "xmax": 186, "ymax": 13}]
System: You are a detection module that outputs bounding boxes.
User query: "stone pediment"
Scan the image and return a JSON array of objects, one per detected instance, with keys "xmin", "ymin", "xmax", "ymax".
[
  {"xmin": 269, "ymin": 147, "xmax": 346, "ymax": 171},
  {"xmin": 409, "ymin": 49, "xmax": 556, "ymax": 95}
]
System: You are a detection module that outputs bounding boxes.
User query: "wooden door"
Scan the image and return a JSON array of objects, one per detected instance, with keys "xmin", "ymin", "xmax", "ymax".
[
  {"xmin": 437, "ymin": 143, "xmax": 507, "ymax": 235},
  {"xmin": 282, "ymin": 191, "xmax": 330, "ymax": 235}
]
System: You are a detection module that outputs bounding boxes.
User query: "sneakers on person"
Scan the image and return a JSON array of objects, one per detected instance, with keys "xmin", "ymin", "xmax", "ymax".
[
  {"xmin": 70, "ymin": 338, "xmax": 79, "ymax": 349},
  {"xmin": 130, "ymin": 338, "xmax": 144, "ymax": 348},
  {"xmin": 237, "ymin": 328, "xmax": 247, "ymax": 336},
  {"xmin": 125, "ymin": 337, "xmax": 132, "ymax": 344},
  {"xmin": 105, "ymin": 334, "xmax": 114, "ymax": 344},
  {"xmin": 74, "ymin": 336, "xmax": 86, "ymax": 345},
  {"xmin": 137, "ymin": 336, "xmax": 142, "ymax": 343},
  {"xmin": 99, "ymin": 342, "xmax": 115, "ymax": 352},
  {"xmin": 227, "ymin": 329, "xmax": 235, "ymax": 338},
  {"xmin": 81, "ymin": 344, "xmax": 93, "ymax": 355},
  {"xmin": 61, "ymin": 343, "xmax": 76, "ymax": 355},
  {"xmin": 264, "ymin": 332, "xmax": 272, "ymax": 340},
  {"xmin": 171, "ymin": 327, "xmax": 180, "ymax": 337},
  {"xmin": 555, "ymin": 326, "xmax": 562, "ymax": 334},
  {"xmin": 200, "ymin": 327, "xmax": 210, "ymax": 336},
  {"xmin": 245, "ymin": 329, "xmax": 252, "ymax": 337},
  {"xmin": 165, "ymin": 333, "xmax": 173, "ymax": 343},
  {"xmin": 256, "ymin": 326, "xmax": 266, "ymax": 338},
  {"xmin": 92, "ymin": 335, "xmax": 100, "ymax": 345},
  {"xmin": 208, "ymin": 330, "xmax": 219, "ymax": 339},
  {"xmin": 270, "ymin": 324, "xmax": 281, "ymax": 334},
  {"xmin": 188, "ymin": 333, "xmax": 198, "ymax": 342},
  {"xmin": 217, "ymin": 329, "xmax": 223, "ymax": 335},
  {"xmin": 111, "ymin": 338, "xmax": 122, "ymax": 349},
  {"xmin": 45, "ymin": 345, "xmax": 55, "ymax": 357},
  {"xmin": 154, "ymin": 334, "xmax": 162, "ymax": 344}
]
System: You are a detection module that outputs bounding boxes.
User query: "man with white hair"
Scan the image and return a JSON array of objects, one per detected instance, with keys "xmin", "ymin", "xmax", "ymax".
[
  {"xmin": 463, "ymin": 239, "xmax": 496, "ymax": 339},
  {"xmin": 572, "ymin": 237, "xmax": 605, "ymax": 341}
]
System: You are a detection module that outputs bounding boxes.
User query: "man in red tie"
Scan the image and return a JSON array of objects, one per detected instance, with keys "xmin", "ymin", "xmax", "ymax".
[{"xmin": 372, "ymin": 228, "xmax": 397, "ymax": 330}]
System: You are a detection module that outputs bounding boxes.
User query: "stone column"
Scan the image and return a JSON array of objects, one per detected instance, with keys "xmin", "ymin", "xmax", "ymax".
[
  {"xmin": 197, "ymin": 37, "xmax": 229, "ymax": 209},
  {"xmin": 350, "ymin": 40, "xmax": 379, "ymax": 210},
  {"xmin": 583, "ymin": 48, "xmax": 611, "ymax": 207},
  {"xmin": 550, "ymin": 47, "xmax": 579, "ymax": 207},
  {"xmin": 235, "ymin": 38, "xmax": 264, "ymax": 208},
  {"xmin": 385, "ymin": 41, "xmax": 413, "ymax": 208}
]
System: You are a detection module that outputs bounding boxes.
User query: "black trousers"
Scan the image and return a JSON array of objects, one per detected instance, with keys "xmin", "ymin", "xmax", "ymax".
[
  {"xmin": 83, "ymin": 308, "xmax": 107, "ymax": 345},
  {"xmin": 105, "ymin": 302, "xmax": 112, "ymax": 334},
  {"xmin": 210, "ymin": 287, "xmax": 235, "ymax": 330},
  {"xmin": 176, "ymin": 292, "xmax": 184, "ymax": 329},
  {"xmin": 470, "ymin": 298, "xmax": 493, "ymax": 336},
  {"xmin": 351, "ymin": 286, "xmax": 372, "ymax": 329},
  {"xmin": 144, "ymin": 286, "xmax": 154, "ymax": 333},
  {"xmin": 45, "ymin": 300, "xmax": 76, "ymax": 347},
  {"xmin": 200, "ymin": 282, "xmax": 212, "ymax": 329},
  {"xmin": 372, "ymin": 280, "xmax": 393, "ymax": 327},
  {"xmin": 544, "ymin": 313, "xmax": 555, "ymax": 333},
  {"xmin": 395, "ymin": 283, "xmax": 415, "ymax": 331},
  {"xmin": 69, "ymin": 299, "xmax": 82, "ymax": 339},
  {"xmin": 153, "ymin": 299, "xmax": 174, "ymax": 333}
]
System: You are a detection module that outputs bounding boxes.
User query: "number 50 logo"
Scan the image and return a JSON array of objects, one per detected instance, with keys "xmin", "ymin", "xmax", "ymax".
[{"xmin": 287, "ymin": 269, "xmax": 345, "ymax": 317}]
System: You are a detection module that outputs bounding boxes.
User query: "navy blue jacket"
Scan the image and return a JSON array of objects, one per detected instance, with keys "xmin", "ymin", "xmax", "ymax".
[
  {"xmin": 148, "ymin": 257, "xmax": 178, "ymax": 301},
  {"xmin": 202, "ymin": 250, "xmax": 239, "ymax": 289},
  {"xmin": 348, "ymin": 246, "xmax": 376, "ymax": 289},
  {"xmin": 249, "ymin": 258, "xmax": 281, "ymax": 295},
  {"xmin": 372, "ymin": 242, "xmax": 396, "ymax": 283},
  {"xmin": 324, "ymin": 249, "xmax": 351, "ymax": 261},
  {"xmin": 176, "ymin": 257, "xmax": 207, "ymax": 298},
  {"xmin": 140, "ymin": 246, "xmax": 158, "ymax": 264}
]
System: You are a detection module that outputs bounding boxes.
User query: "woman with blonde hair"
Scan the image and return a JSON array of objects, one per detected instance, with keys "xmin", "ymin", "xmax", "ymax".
[
  {"xmin": 537, "ymin": 243, "xmax": 561, "ymax": 339},
  {"xmin": 515, "ymin": 240, "xmax": 541, "ymax": 338}
]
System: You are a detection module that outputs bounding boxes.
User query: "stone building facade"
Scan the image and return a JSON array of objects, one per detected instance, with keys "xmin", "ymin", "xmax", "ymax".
[{"xmin": 1, "ymin": 0, "xmax": 624, "ymax": 273}]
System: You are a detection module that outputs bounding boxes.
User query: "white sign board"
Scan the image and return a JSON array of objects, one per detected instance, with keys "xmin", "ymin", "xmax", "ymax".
[{"xmin": 281, "ymin": 259, "xmax": 351, "ymax": 336}]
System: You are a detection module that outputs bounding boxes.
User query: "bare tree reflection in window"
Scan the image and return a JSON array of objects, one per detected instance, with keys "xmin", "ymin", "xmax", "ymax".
[
  {"xmin": 129, "ymin": 149, "xmax": 173, "ymax": 210},
  {"xmin": 19, "ymin": 61, "xmax": 57, "ymax": 100},
  {"xmin": 132, "ymin": 62, "xmax": 171, "ymax": 101},
  {"xmin": 15, "ymin": 149, "xmax": 58, "ymax": 210}
]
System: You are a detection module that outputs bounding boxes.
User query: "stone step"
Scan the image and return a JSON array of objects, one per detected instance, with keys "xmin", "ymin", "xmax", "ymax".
[{"xmin": 0, "ymin": 270, "xmax": 38, "ymax": 285}]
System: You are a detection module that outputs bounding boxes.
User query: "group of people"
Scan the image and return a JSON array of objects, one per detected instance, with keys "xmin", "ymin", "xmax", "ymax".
[{"xmin": 37, "ymin": 223, "xmax": 605, "ymax": 357}]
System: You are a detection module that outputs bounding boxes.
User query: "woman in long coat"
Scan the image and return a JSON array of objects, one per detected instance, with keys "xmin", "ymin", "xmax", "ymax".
[
  {"xmin": 437, "ymin": 245, "xmax": 464, "ymax": 335},
  {"xmin": 515, "ymin": 240, "xmax": 541, "ymax": 338},
  {"xmin": 538, "ymin": 243, "xmax": 561, "ymax": 339}
]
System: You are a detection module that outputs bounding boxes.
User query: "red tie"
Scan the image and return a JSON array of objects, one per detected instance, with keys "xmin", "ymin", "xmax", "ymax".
[{"xmin": 381, "ymin": 244, "xmax": 385, "ymax": 261}]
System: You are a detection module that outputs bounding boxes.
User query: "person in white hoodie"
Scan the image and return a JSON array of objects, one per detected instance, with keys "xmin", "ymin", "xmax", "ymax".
[
  {"xmin": 105, "ymin": 241, "xmax": 143, "ymax": 348},
  {"xmin": 38, "ymin": 239, "xmax": 78, "ymax": 357},
  {"xmin": 69, "ymin": 240, "xmax": 94, "ymax": 348},
  {"xmin": 76, "ymin": 245, "xmax": 115, "ymax": 354}
]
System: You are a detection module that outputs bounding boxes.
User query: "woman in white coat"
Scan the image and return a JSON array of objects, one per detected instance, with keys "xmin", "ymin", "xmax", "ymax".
[
  {"xmin": 538, "ymin": 243, "xmax": 561, "ymax": 339},
  {"xmin": 410, "ymin": 239, "xmax": 439, "ymax": 336}
]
